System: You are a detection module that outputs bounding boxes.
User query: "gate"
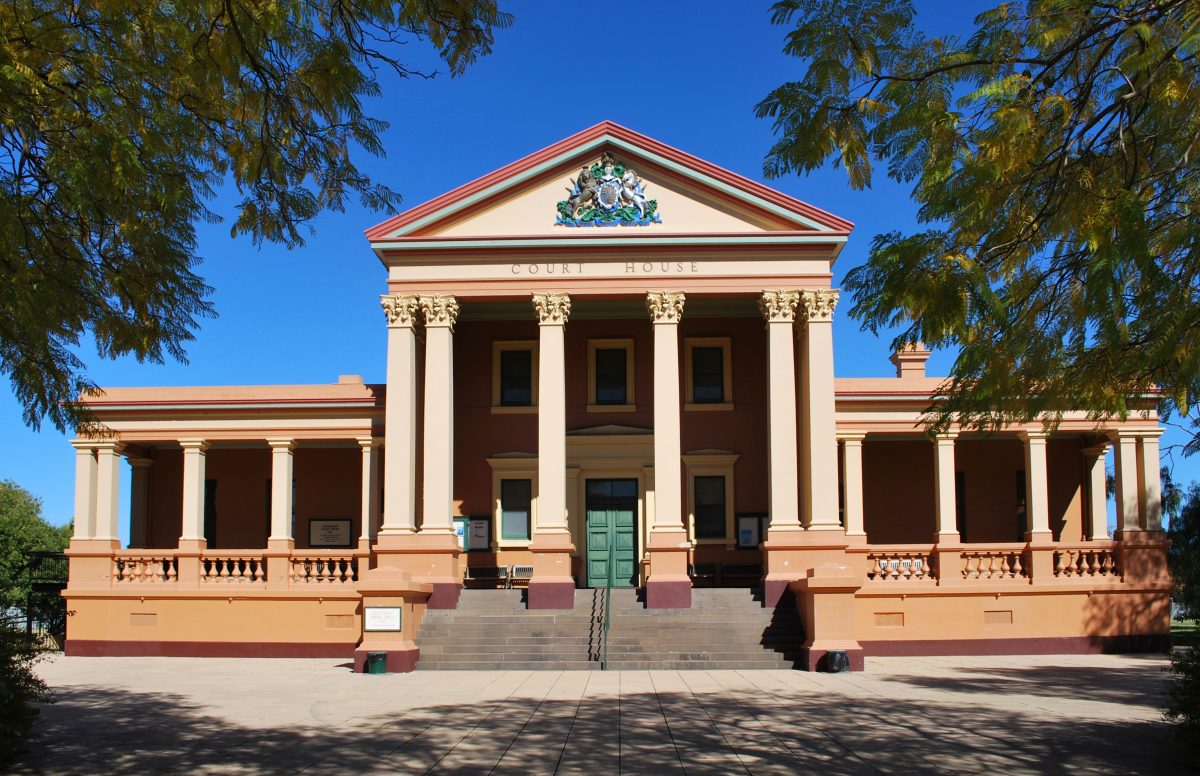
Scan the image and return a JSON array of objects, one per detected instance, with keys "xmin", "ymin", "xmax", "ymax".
[{"xmin": 26, "ymin": 551, "xmax": 68, "ymax": 649}]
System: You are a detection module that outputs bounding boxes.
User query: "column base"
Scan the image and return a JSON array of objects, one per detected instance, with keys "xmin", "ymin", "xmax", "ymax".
[
  {"xmin": 790, "ymin": 564, "xmax": 863, "ymax": 671},
  {"xmin": 762, "ymin": 527, "xmax": 848, "ymax": 608},
  {"xmin": 645, "ymin": 529, "xmax": 691, "ymax": 609},
  {"xmin": 371, "ymin": 532, "xmax": 462, "ymax": 609},
  {"xmin": 528, "ymin": 533, "xmax": 577, "ymax": 609},
  {"xmin": 353, "ymin": 645, "xmax": 420, "ymax": 673}
]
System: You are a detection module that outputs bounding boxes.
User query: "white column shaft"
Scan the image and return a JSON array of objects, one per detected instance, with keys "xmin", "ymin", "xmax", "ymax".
[
  {"xmin": 538, "ymin": 316, "xmax": 568, "ymax": 532},
  {"xmin": 934, "ymin": 436, "xmax": 958, "ymax": 539},
  {"xmin": 841, "ymin": 438, "xmax": 865, "ymax": 537},
  {"xmin": 359, "ymin": 442, "xmax": 380, "ymax": 543},
  {"xmin": 1023, "ymin": 434, "xmax": 1050, "ymax": 537},
  {"xmin": 1114, "ymin": 434, "xmax": 1140, "ymax": 533},
  {"xmin": 71, "ymin": 446, "xmax": 97, "ymax": 540},
  {"xmin": 1084, "ymin": 446, "xmax": 1109, "ymax": 540},
  {"xmin": 382, "ymin": 298, "xmax": 419, "ymax": 533},
  {"xmin": 1139, "ymin": 434, "xmax": 1163, "ymax": 530},
  {"xmin": 422, "ymin": 325, "xmax": 455, "ymax": 532},
  {"xmin": 767, "ymin": 320, "xmax": 800, "ymax": 529},
  {"xmin": 269, "ymin": 442, "xmax": 294, "ymax": 541},
  {"xmin": 94, "ymin": 445, "xmax": 122, "ymax": 541},
  {"xmin": 180, "ymin": 442, "xmax": 208, "ymax": 541},
  {"xmin": 649, "ymin": 293, "xmax": 685, "ymax": 532},
  {"xmin": 800, "ymin": 318, "xmax": 840, "ymax": 528}
]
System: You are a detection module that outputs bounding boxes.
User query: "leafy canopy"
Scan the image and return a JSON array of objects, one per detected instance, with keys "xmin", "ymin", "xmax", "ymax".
[
  {"xmin": 0, "ymin": 0, "xmax": 511, "ymax": 432},
  {"xmin": 0, "ymin": 480, "xmax": 68, "ymax": 613},
  {"xmin": 758, "ymin": 0, "xmax": 1200, "ymax": 435}
]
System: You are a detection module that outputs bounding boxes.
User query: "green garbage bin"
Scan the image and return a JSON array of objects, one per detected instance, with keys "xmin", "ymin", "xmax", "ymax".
[{"xmin": 365, "ymin": 652, "xmax": 388, "ymax": 674}]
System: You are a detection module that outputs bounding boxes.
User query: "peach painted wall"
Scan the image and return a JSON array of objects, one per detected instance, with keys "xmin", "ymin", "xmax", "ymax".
[
  {"xmin": 147, "ymin": 447, "xmax": 182, "ymax": 549},
  {"xmin": 955, "ymin": 439, "xmax": 1024, "ymax": 543},
  {"xmin": 294, "ymin": 448, "xmax": 361, "ymax": 549},
  {"xmin": 1048, "ymin": 437, "xmax": 1086, "ymax": 542},
  {"xmin": 205, "ymin": 449, "xmax": 271, "ymax": 549}
]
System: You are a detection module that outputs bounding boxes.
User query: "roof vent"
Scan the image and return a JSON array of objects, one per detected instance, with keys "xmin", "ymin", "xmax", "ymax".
[{"xmin": 889, "ymin": 343, "xmax": 931, "ymax": 380}]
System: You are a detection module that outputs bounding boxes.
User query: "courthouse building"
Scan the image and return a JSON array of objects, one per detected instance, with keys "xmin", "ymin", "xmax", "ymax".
[{"xmin": 62, "ymin": 123, "xmax": 1170, "ymax": 671}]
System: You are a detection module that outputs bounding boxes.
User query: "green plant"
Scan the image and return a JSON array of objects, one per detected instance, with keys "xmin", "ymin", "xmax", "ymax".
[
  {"xmin": 0, "ymin": 623, "xmax": 51, "ymax": 768},
  {"xmin": 1167, "ymin": 483, "xmax": 1200, "ymax": 755}
]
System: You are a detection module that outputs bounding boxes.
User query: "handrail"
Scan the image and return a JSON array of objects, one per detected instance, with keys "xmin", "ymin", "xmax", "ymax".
[{"xmin": 601, "ymin": 560, "xmax": 614, "ymax": 670}]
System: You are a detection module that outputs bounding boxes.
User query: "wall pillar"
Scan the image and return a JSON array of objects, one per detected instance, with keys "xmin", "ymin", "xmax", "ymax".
[
  {"xmin": 1019, "ymin": 430, "xmax": 1054, "ymax": 582},
  {"xmin": 933, "ymin": 433, "xmax": 959, "ymax": 543},
  {"xmin": 70, "ymin": 442, "xmax": 97, "ymax": 541},
  {"xmin": 1112, "ymin": 431, "xmax": 1141, "ymax": 538},
  {"xmin": 645, "ymin": 291, "xmax": 691, "ymax": 609},
  {"xmin": 529, "ymin": 292, "xmax": 575, "ymax": 609},
  {"xmin": 358, "ymin": 438, "xmax": 382, "ymax": 553},
  {"xmin": 177, "ymin": 439, "xmax": 209, "ymax": 589},
  {"xmin": 379, "ymin": 295, "xmax": 419, "ymax": 535},
  {"xmin": 128, "ymin": 458, "xmax": 153, "ymax": 548},
  {"xmin": 265, "ymin": 438, "xmax": 296, "ymax": 590},
  {"xmin": 763, "ymin": 289, "xmax": 846, "ymax": 607},
  {"xmin": 838, "ymin": 433, "xmax": 867, "ymax": 545},
  {"xmin": 1082, "ymin": 444, "xmax": 1110, "ymax": 541},
  {"xmin": 93, "ymin": 442, "xmax": 123, "ymax": 541},
  {"xmin": 1138, "ymin": 430, "xmax": 1164, "ymax": 532}
]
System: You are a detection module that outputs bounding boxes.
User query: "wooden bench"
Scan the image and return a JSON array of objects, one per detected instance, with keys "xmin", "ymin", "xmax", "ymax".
[
  {"xmin": 688, "ymin": 563, "xmax": 718, "ymax": 587},
  {"xmin": 719, "ymin": 563, "xmax": 763, "ymax": 587},
  {"xmin": 509, "ymin": 564, "xmax": 534, "ymax": 588},
  {"xmin": 463, "ymin": 565, "xmax": 509, "ymax": 589}
]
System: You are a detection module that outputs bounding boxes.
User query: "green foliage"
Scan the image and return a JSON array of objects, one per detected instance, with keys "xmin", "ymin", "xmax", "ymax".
[
  {"xmin": 0, "ymin": 623, "xmax": 50, "ymax": 768},
  {"xmin": 1168, "ymin": 484, "xmax": 1200, "ymax": 754},
  {"xmin": 758, "ymin": 0, "xmax": 1200, "ymax": 436},
  {"xmin": 0, "ymin": 481, "xmax": 69, "ymax": 612},
  {"xmin": 0, "ymin": 0, "xmax": 512, "ymax": 432}
]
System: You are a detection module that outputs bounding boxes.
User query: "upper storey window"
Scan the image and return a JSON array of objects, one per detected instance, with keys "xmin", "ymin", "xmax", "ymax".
[
  {"xmin": 685, "ymin": 338, "xmax": 733, "ymax": 411},
  {"xmin": 587, "ymin": 339, "xmax": 635, "ymax": 412},
  {"xmin": 492, "ymin": 341, "xmax": 537, "ymax": 413}
]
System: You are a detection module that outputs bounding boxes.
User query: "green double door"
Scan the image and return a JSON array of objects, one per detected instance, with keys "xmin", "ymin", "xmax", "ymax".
[{"xmin": 585, "ymin": 479, "xmax": 638, "ymax": 588}]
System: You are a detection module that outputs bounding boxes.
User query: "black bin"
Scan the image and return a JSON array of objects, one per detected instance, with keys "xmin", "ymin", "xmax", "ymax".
[{"xmin": 821, "ymin": 650, "xmax": 850, "ymax": 673}]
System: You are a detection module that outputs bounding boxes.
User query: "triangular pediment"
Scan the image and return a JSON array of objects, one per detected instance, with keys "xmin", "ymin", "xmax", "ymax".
[{"xmin": 366, "ymin": 122, "xmax": 852, "ymax": 244}]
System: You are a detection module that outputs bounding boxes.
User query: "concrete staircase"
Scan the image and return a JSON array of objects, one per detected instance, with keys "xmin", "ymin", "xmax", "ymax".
[{"xmin": 414, "ymin": 587, "xmax": 803, "ymax": 670}]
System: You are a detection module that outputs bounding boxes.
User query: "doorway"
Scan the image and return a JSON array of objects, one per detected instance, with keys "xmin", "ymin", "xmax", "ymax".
[{"xmin": 585, "ymin": 478, "xmax": 638, "ymax": 588}]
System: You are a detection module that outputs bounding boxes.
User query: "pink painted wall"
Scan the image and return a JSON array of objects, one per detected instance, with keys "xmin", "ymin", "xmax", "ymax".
[{"xmin": 862, "ymin": 440, "xmax": 936, "ymax": 543}]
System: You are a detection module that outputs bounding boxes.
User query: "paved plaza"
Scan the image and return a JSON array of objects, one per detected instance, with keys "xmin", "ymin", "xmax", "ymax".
[{"xmin": 15, "ymin": 653, "xmax": 1195, "ymax": 774}]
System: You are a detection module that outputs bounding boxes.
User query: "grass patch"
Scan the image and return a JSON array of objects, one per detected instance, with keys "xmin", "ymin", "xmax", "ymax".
[{"xmin": 1174, "ymin": 619, "xmax": 1199, "ymax": 649}]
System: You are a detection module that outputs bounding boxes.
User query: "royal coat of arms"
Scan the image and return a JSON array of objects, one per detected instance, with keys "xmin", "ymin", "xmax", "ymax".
[{"xmin": 556, "ymin": 153, "xmax": 661, "ymax": 227}]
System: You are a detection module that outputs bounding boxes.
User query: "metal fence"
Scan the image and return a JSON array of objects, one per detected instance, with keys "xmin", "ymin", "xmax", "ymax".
[{"xmin": 16, "ymin": 552, "xmax": 68, "ymax": 650}]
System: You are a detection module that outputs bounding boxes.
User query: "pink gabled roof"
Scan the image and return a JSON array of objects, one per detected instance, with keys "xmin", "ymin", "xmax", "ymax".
[{"xmin": 364, "ymin": 121, "xmax": 854, "ymax": 240}]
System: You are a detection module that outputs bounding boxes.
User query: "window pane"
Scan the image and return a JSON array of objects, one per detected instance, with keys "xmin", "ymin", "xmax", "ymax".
[
  {"xmin": 501, "ymin": 479, "xmax": 532, "ymax": 540},
  {"xmin": 595, "ymin": 348, "xmax": 627, "ymax": 405},
  {"xmin": 694, "ymin": 476, "xmax": 726, "ymax": 539},
  {"xmin": 499, "ymin": 349, "xmax": 532, "ymax": 406},
  {"xmin": 692, "ymin": 346, "xmax": 724, "ymax": 403}
]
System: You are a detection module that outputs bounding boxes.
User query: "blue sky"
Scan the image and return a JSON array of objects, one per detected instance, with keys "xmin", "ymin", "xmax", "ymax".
[{"xmin": 2, "ymin": 0, "xmax": 1193, "ymax": 528}]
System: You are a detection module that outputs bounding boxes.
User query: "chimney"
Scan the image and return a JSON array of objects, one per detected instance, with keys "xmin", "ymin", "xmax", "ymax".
[
  {"xmin": 337, "ymin": 374, "xmax": 364, "ymax": 385},
  {"xmin": 889, "ymin": 343, "xmax": 931, "ymax": 380}
]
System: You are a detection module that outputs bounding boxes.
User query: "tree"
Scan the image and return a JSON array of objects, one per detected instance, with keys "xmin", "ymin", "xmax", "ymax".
[
  {"xmin": 0, "ymin": 480, "xmax": 69, "ymax": 614},
  {"xmin": 1168, "ymin": 482, "xmax": 1200, "ymax": 754},
  {"xmin": 757, "ymin": 0, "xmax": 1200, "ymax": 437},
  {"xmin": 0, "ymin": 0, "xmax": 512, "ymax": 432}
]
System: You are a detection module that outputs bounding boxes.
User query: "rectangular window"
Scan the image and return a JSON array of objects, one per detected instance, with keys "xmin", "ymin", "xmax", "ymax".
[
  {"xmin": 594, "ymin": 348, "xmax": 628, "ymax": 405},
  {"xmin": 691, "ymin": 346, "xmax": 724, "ymax": 403},
  {"xmin": 500, "ymin": 479, "xmax": 532, "ymax": 541},
  {"xmin": 499, "ymin": 349, "xmax": 533, "ymax": 406},
  {"xmin": 694, "ymin": 476, "xmax": 727, "ymax": 540}
]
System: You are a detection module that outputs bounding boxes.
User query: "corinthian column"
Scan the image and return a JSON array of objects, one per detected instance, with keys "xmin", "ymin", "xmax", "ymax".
[
  {"xmin": 760, "ymin": 291, "xmax": 800, "ymax": 531},
  {"xmin": 528, "ymin": 292, "xmax": 576, "ymax": 609},
  {"xmin": 798, "ymin": 289, "xmax": 841, "ymax": 530},
  {"xmin": 380, "ymin": 294, "xmax": 420, "ymax": 534},
  {"xmin": 645, "ymin": 291, "xmax": 691, "ymax": 608}
]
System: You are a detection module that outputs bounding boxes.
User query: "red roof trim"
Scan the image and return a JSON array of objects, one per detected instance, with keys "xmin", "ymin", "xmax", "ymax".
[{"xmin": 364, "ymin": 121, "xmax": 854, "ymax": 239}]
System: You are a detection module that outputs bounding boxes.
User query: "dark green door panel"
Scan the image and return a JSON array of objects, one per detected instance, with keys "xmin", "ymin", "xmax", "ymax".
[{"xmin": 585, "ymin": 479, "xmax": 638, "ymax": 588}]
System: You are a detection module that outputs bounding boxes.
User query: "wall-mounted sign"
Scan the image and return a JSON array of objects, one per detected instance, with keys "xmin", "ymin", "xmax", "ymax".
[
  {"xmin": 309, "ymin": 519, "xmax": 352, "ymax": 548},
  {"xmin": 737, "ymin": 513, "xmax": 769, "ymax": 549},
  {"xmin": 363, "ymin": 606, "xmax": 402, "ymax": 632}
]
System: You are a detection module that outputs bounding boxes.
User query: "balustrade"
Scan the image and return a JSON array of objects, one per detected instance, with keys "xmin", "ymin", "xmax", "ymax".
[
  {"xmin": 289, "ymin": 552, "xmax": 359, "ymax": 584},
  {"xmin": 1054, "ymin": 544, "xmax": 1120, "ymax": 578},
  {"xmin": 865, "ymin": 547, "xmax": 935, "ymax": 582},
  {"xmin": 961, "ymin": 546, "xmax": 1029, "ymax": 580},
  {"xmin": 113, "ymin": 552, "xmax": 177, "ymax": 584},
  {"xmin": 201, "ymin": 553, "xmax": 266, "ymax": 584}
]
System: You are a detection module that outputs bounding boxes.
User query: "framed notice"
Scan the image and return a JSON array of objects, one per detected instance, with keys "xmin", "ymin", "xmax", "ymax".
[
  {"xmin": 363, "ymin": 606, "xmax": 402, "ymax": 632},
  {"xmin": 309, "ymin": 519, "xmax": 352, "ymax": 548},
  {"xmin": 737, "ymin": 513, "xmax": 768, "ymax": 549},
  {"xmin": 468, "ymin": 516, "xmax": 490, "ymax": 552}
]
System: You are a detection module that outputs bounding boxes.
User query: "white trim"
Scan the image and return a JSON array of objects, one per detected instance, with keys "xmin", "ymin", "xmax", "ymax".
[{"xmin": 373, "ymin": 234, "xmax": 848, "ymax": 252}]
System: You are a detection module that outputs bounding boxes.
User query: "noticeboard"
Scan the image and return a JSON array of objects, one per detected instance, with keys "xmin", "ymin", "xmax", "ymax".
[{"xmin": 363, "ymin": 606, "xmax": 402, "ymax": 632}]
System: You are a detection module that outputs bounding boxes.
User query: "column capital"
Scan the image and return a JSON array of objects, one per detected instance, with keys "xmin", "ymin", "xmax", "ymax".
[
  {"xmin": 356, "ymin": 436, "xmax": 383, "ymax": 449},
  {"xmin": 1110, "ymin": 427, "xmax": 1163, "ymax": 440},
  {"xmin": 266, "ymin": 438, "xmax": 296, "ymax": 451},
  {"xmin": 419, "ymin": 294, "xmax": 460, "ymax": 329},
  {"xmin": 532, "ymin": 292, "xmax": 572, "ymax": 325},
  {"xmin": 646, "ymin": 291, "xmax": 685, "ymax": 324},
  {"xmin": 92, "ymin": 440, "xmax": 124, "ymax": 453},
  {"xmin": 70, "ymin": 439, "xmax": 98, "ymax": 451},
  {"xmin": 380, "ymin": 294, "xmax": 420, "ymax": 329},
  {"xmin": 127, "ymin": 457, "xmax": 154, "ymax": 469},
  {"xmin": 837, "ymin": 431, "xmax": 868, "ymax": 443},
  {"xmin": 759, "ymin": 290, "xmax": 800, "ymax": 323},
  {"xmin": 178, "ymin": 438, "xmax": 210, "ymax": 452},
  {"xmin": 933, "ymin": 431, "xmax": 959, "ymax": 443},
  {"xmin": 1017, "ymin": 429, "xmax": 1050, "ymax": 442},
  {"xmin": 798, "ymin": 288, "xmax": 840, "ymax": 324},
  {"xmin": 1081, "ymin": 443, "xmax": 1111, "ymax": 457}
]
